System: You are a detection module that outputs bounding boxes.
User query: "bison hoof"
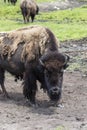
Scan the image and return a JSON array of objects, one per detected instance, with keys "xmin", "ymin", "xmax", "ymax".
[
  {"xmin": 3, "ymin": 93, "xmax": 10, "ymax": 99},
  {"xmin": 0, "ymin": 91, "xmax": 10, "ymax": 99},
  {"xmin": 49, "ymin": 100, "xmax": 64, "ymax": 108},
  {"xmin": 49, "ymin": 100, "xmax": 58, "ymax": 106},
  {"xmin": 25, "ymin": 99, "xmax": 38, "ymax": 108},
  {"xmin": 29, "ymin": 101, "xmax": 38, "ymax": 108}
]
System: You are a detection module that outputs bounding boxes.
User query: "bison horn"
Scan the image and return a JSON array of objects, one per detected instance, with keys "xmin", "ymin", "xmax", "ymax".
[
  {"xmin": 39, "ymin": 59, "xmax": 45, "ymax": 66},
  {"xmin": 64, "ymin": 54, "xmax": 70, "ymax": 65}
]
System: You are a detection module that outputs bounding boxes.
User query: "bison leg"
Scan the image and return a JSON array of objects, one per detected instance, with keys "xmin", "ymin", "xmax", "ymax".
[
  {"xmin": 27, "ymin": 17, "xmax": 29, "ymax": 23},
  {"xmin": 1, "ymin": 83, "xmax": 10, "ymax": 98},
  {"xmin": 23, "ymin": 69, "xmax": 37, "ymax": 106},
  {"xmin": 21, "ymin": 7, "xmax": 28, "ymax": 23},
  {"xmin": 31, "ymin": 14, "xmax": 35, "ymax": 22},
  {"xmin": 26, "ymin": 11, "xmax": 30, "ymax": 23},
  {"xmin": 0, "ymin": 68, "xmax": 9, "ymax": 98},
  {"xmin": 23, "ymin": 16, "xmax": 28, "ymax": 24},
  {"xmin": 23, "ymin": 16, "xmax": 26, "ymax": 23}
]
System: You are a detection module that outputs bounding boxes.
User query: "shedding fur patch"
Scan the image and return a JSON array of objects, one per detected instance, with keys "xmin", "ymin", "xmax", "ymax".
[
  {"xmin": 0, "ymin": 26, "xmax": 49, "ymax": 60},
  {"xmin": 0, "ymin": 25, "xmax": 59, "ymax": 62},
  {"xmin": 21, "ymin": 26, "xmax": 50, "ymax": 61},
  {"xmin": 0, "ymin": 31, "xmax": 24, "ymax": 59}
]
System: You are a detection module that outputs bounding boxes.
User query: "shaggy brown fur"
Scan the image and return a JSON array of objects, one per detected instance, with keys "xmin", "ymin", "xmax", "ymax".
[
  {"xmin": 0, "ymin": 25, "xmax": 59, "ymax": 61},
  {"xmin": 0, "ymin": 30, "xmax": 25, "ymax": 59}
]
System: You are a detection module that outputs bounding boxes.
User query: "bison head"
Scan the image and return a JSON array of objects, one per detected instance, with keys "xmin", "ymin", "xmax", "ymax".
[{"xmin": 39, "ymin": 51, "xmax": 69, "ymax": 102}]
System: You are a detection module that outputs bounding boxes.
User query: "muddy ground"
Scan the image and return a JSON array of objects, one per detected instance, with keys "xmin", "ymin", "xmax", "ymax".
[
  {"xmin": 0, "ymin": 1, "xmax": 87, "ymax": 130},
  {"xmin": 0, "ymin": 37, "xmax": 87, "ymax": 130},
  {"xmin": 39, "ymin": 0, "xmax": 87, "ymax": 12}
]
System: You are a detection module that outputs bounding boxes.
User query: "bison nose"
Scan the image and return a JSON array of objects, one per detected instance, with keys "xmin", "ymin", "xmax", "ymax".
[{"xmin": 49, "ymin": 87, "xmax": 60, "ymax": 95}]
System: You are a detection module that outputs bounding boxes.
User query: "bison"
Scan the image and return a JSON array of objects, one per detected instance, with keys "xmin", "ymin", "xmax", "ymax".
[
  {"xmin": 20, "ymin": 0, "xmax": 39, "ymax": 23},
  {"xmin": 4, "ymin": 0, "xmax": 10, "ymax": 3},
  {"xmin": 0, "ymin": 25, "xmax": 69, "ymax": 106},
  {"xmin": 10, "ymin": 0, "xmax": 17, "ymax": 5},
  {"xmin": 4, "ymin": 0, "xmax": 17, "ymax": 5}
]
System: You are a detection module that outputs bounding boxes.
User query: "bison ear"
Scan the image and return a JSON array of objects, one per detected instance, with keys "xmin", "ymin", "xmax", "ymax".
[
  {"xmin": 65, "ymin": 54, "xmax": 70, "ymax": 62},
  {"xmin": 64, "ymin": 54, "xmax": 70, "ymax": 64}
]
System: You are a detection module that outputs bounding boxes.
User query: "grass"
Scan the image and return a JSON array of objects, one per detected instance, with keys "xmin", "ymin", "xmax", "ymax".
[
  {"xmin": 56, "ymin": 126, "xmax": 69, "ymax": 130},
  {"xmin": 0, "ymin": 0, "xmax": 87, "ymax": 41}
]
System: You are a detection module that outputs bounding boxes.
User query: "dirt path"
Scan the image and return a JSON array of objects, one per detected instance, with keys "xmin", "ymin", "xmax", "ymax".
[{"xmin": 0, "ymin": 37, "xmax": 87, "ymax": 130}]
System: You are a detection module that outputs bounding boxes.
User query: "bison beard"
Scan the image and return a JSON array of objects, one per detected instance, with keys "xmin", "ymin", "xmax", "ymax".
[{"xmin": 0, "ymin": 25, "xmax": 69, "ymax": 106}]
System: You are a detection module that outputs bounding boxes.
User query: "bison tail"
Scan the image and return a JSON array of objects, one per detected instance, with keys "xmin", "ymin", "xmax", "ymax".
[{"xmin": 36, "ymin": 5, "xmax": 39, "ymax": 15}]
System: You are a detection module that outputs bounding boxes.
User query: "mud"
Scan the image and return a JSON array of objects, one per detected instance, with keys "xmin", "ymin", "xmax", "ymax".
[{"xmin": 39, "ymin": 0, "xmax": 87, "ymax": 12}]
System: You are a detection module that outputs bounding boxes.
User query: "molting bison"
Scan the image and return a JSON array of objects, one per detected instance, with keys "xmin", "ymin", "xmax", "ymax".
[
  {"xmin": 20, "ymin": 0, "xmax": 39, "ymax": 23},
  {"xmin": 0, "ymin": 25, "xmax": 69, "ymax": 106}
]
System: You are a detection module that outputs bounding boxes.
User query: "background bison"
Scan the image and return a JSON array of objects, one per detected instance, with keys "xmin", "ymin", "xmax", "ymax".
[
  {"xmin": 20, "ymin": 0, "xmax": 39, "ymax": 23},
  {"xmin": 4, "ymin": 0, "xmax": 17, "ymax": 5},
  {"xmin": 10, "ymin": 0, "xmax": 17, "ymax": 5},
  {"xmin": 4, "ymin": 0, "xmax": 10, "ymax": 2},
  {"xmin": 0, "ymin": 25, "xmax": 69, "ymax": 106}
]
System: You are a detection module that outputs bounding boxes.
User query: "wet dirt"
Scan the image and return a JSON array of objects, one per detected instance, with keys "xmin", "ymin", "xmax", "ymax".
[
  {"xmin": 0, "ymin": 37, "xmax": 87, "ymax": 130},
  {"xmin": 39, "ymin": 0, "xmax": 87, "ymax": 12}
]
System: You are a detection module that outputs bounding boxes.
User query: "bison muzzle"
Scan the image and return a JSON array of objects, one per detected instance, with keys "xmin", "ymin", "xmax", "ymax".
[{"xmin": 0, "ymin": 25, "xmax": 69, "ymax": 106}]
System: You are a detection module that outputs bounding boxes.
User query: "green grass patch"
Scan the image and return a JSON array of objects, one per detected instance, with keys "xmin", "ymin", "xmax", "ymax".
[
  {"xmin": 0, "ymin": 1, "xmax": 87, "ymax": 41},
  {"xmin": 37, "ymin": 0, "xmax": 65, "ymax": 3},
  {"xmin": 34, "ymin": 5, "xmax": 87, "ymax": 41},
  {"xmin": 56, "ymin": 126, "xmax": 64, "ymax": 130},
  {"xmin": 56, "ymin": 126, "xmax": 69, "ymax": 130}
]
